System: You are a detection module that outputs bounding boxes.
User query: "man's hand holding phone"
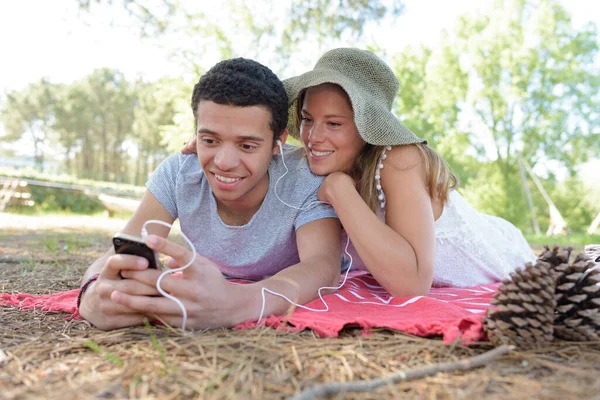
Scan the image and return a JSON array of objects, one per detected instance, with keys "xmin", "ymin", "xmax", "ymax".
[
  {"xmin": 113, "ymin": 233, "xmax": 159, "ymax": 270},
  {"xmin": 111, "ymin": 234, "xmax": 255, "ymax": 331},
  {"xmin": 77, "ymin": 233, "xmax": 162, "ymax": 330}
]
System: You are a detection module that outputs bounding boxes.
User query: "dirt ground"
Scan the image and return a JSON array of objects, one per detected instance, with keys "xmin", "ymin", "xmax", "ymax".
[{"xmin": 1, "ymin": 212, "xmax": 599, "ymax": 400}]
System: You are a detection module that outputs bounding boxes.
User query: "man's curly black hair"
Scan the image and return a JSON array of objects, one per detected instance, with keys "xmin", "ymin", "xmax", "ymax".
[{"xmin": 191, "ymin": 58, "xmax": 288, "ymax": 143}]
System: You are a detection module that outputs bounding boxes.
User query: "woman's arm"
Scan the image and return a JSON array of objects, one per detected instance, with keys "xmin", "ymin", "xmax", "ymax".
[{"xmin": 319, "ymin": 146, "xmax": 436, "ymax": 297}]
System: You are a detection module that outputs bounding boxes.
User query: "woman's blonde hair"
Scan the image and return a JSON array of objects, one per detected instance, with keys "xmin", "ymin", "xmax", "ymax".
[
  {"xmin": 292, "ymin": 90, "xmax": 458, "ymax": 213},
  {"xmin": 353, "ymin": 143, "xmax": 458, "ymax": 213}
]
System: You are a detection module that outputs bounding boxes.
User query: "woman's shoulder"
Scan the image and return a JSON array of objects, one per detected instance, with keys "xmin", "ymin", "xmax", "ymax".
[
  {"xmin": 385, "ymin": 144, "xmax": 424, "ymax": 171},
  {"xmin": 380, "ymin": 144, "xmax": 427, "ymax": 185}
]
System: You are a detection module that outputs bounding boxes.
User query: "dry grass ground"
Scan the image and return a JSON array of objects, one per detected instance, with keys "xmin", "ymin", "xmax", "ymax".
[{"xmin": 1, "ymin": 213, "xmax": 599, "ymax": 400}]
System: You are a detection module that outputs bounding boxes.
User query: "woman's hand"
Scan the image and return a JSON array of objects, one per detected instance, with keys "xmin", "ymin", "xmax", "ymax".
[
  {"xmin": 181, "ymin": 136, "xmax": 197, "ymax": 154},
  {"xmin": 112, "ymin": 235, "xmax": 256, "ymax": 330},
  {"xmin": 78, "ymin": 254, "xmax": 161, "ymax": 330},
  {"xmin": 317, "ymin": 172, "xmax": 356, "ymax": 205}
]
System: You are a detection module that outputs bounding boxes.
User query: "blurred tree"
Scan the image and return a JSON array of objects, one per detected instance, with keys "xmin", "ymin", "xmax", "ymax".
[
  {"xmin": 389, "ymin": 0, "xmax": 598, "ymax": 230},
  {"xmin": 0, "ymin": 79, "xmax": 56, "ymax": 171},
  {"xmin": 453, "ymin": 0, "xmax": 599, "ymax": 223},
  {"xmin": 0, "ymin": 148, "xmax": 15, "ymax": 157},
  {"xmin": 2, "ymin": 69, "xmax": 181, "ymax": 185},
  {"xmin": 53, "ymin": 82, "xmax": 94, "ymax": 175},
  {"xmin": 461, "ymin": 162, "xmax": 511, "ymax": 218},
  {"xmin": 2, "ymin": 0, "xmax": 594, "ymax": 235},
  {"xmin": 75, "ymin": 1, "xmax": 406, "ymax": 152},
  {"xmin": 73, "ymin": 0, "xmax": 407, "ymax": 155},
  {"xmin": 77, "ymin": 0, "xmax": 404, "ymax": 71},
  {"xmin": 550, "ymin": 177, "xmax": 595, "ymax": 232},
  {"xmin": 390, "ymin": 42, "xmax": 479, "ymax": 189},
  {"xmin": 155, "ymin": 78, "xmax": 195, "ymax": 154},
  {"xmin": 77, "ymin": 0, "xmax": 176, "ymax": 37},
  {"xmin": 110, "ymin": 81, "xmax": 136, "ymax": 183},
  {"xmin": 131, "ymin": 78, "xmax": 177, "ymax": 185},
  {"xmin": 84, "ymin": 68, "xmax": 135, "ymax": 181}
]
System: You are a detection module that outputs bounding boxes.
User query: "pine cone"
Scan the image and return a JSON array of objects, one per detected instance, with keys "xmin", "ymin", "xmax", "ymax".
[
  {"xmin": 539, "ymin": 245, "xmax": 600, "ymax": 342},
  {"xmin": 585, "ymin": 244, "xmax": 600, "ymax": 266},
  {"xmin": 484, "ymin": 260, "xmax": 556, "ymax": 349}
]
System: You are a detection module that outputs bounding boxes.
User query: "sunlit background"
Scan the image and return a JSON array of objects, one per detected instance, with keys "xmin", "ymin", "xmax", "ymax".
[{"xmin": 0, "ymin": 0, "xmax": 598, "ymax": 237}]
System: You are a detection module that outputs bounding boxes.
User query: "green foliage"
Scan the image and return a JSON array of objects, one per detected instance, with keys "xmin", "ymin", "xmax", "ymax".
[
  {"xmin": 460, "ymin": 164, "xmax": 508, "ymax": 218},
  {"xmin": 3, "ymin": 185, "xmax": 105, "ymax": 215},
  {"xmin": 1, "ymin": 69, "xmax": 179, "ymax": 185},
  {"xmin": 525, "ymin": 233, "xmax": 600, "ymax": 250},
  {"xmin": 77, "ymin": 0, "xmax": 404, "ymax": 72},
  {"xmin": 3, "ymin": 1, "xmax": 403, "ymax": 187},
  {"xmin": 390, "ymin": 43, "xmax": 479, "ymax": 189},
  {"xmin": 282, "ymin": 0, "xmax": 402, "ymax": 50},
  {"xmin": 459, "ymin": 163, "xmax": 599, "ymax": 234},
  {"xmin": 131, "ymin": 78, "xmax": 181, "ymax": 184},
  {"xmin": 29, "ymin": 186, "xmax": 104, "ymax": 214},
  {"xmin": 155, "ymin": 78, "xmax": 196, "ymax": 155},
  {"xmin": 286, "ymin": 136, "xmax": 303, "ymax": 148},
  {"xmin": 0, "ymin": 167, "xmax": 145, "ymax": 196},
  {"xmin": 77, "ymin": 0, "xmax": 176, "ymax": 37},
  {"xmin": 1, "ymin": 79, "xmax": 56, "ymax": 171},
  {"xmin": 81, "ymin": 68, "xmax": 137, "ymax": 182},
  {"xmin": 84, "ymin": 340, "xmax": 124, "ymax": 367},
  {"xmin": 3, "ymin": 0, "xmax": 597, "ymax": 234},
  {"xmin": 0, "ymin": 167, "xmax": 144, "ymax": 214},
  {"xmin": 390, "ymin": 0, "xmax": 598, "ymax": 231},
  {"xmin": 459, "ymin": 162, "xmax": 530, "ymax": 230},
  {"xmin": 452, "ymin": 0, "xmax": 599, "ymax": 175},
  {"xmin": 144, "ymin": 320, "xmax": 168, "ymax": 370},
  {"xmin": 549, "ymin": 177, "xmax": 597, "ymax": 232}
]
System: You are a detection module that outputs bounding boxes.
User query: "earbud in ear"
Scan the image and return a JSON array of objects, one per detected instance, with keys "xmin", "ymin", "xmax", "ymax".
[{"xmin": 276, "ymin": 139, "xmax": 283, "ymax": 153}]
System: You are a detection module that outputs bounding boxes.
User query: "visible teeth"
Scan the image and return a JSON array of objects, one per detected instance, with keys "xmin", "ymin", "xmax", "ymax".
[
  {"xmin": 215, "ymin": 174, "xmax": 241, "ymax": 183},
  {"xmin": 311, "ymin": 150, "xmax": 333, "ymax": 157}
]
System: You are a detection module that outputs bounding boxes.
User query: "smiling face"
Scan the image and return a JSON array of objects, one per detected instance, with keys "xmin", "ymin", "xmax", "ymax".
[
  {"xmin": 299, "ymin": 84, "xmax": 366, "ymax": 176},
  {"xmin": 195, "ymin": 100, "xmax": 283, "ymax": 214}
]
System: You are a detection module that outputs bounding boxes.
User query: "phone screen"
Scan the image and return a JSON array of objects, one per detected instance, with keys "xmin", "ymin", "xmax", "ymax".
[{"xmin": 112, "ymin": 233, "xmax": 158, "ymax": 269}]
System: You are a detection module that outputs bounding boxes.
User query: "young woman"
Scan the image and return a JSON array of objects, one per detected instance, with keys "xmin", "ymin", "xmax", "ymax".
[{"xmin": 184, "ymin": 48, "xmax": 536, "ymax": 297}]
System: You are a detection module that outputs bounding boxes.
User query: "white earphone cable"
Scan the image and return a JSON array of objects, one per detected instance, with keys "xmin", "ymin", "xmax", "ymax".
[
  {"xmin": 257, "ymin": 235, "xmax": 353, "ymax": 321},
  {"xmin": 273, "ymin": 138, "xmax": 329, "ymax": 211},
  {"xmin": 141, "ymin": 220, "xmax": 196, "ymax": 333},
  {"xmin": 140, "ymin": 137, "xmax": 353, "ymax": 329},
  {"xmin": 259, "ymin": 140, "xmax": 354, "ymax": 323}
]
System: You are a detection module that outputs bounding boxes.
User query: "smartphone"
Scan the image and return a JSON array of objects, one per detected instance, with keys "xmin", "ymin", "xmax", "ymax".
[{"xmin": 112, "ymin": 232, "xmax": 159, "ymax": 269}]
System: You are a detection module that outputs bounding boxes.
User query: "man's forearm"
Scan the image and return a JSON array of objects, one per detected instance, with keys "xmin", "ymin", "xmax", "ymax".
[{"xmin": 241, "ymin": 255, "xmax": 340, "ymax": 322}]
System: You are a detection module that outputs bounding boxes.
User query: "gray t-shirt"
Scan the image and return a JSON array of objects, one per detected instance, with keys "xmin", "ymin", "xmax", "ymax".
[{"xmin": 146, "ymin": 149, "xmax": 337, "ymax": 280}]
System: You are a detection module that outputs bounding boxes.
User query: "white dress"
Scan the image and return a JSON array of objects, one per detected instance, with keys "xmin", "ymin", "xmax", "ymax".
[{"xmin": 342, "ymin": 190, "xmax": 536, "ymax": 287}]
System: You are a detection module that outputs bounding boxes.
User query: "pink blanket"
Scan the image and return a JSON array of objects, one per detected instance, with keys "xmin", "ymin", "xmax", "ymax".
[{"xmin": 0, "ymin": 271, "xmax": 498, "ymax": 344}]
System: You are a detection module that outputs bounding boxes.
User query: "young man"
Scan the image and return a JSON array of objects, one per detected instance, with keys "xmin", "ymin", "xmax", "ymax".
[{"xmin": 78, "ymin": 58, "xmax": 341, "ymax": 330}]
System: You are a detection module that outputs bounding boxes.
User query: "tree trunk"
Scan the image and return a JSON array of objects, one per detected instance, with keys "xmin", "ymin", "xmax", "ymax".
[
  {"xmin": 102, "ymin": 112, "xmax": 108, "ymax": 181},
  {"xmin": 135, "ymin": 146, "xmax": 143, "ymax": 186},
  {"xmin": 518, "ymin": 156, "xmax": 541, "ymax": 235}
]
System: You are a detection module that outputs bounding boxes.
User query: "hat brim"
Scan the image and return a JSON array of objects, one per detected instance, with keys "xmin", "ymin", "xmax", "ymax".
[{"xmin": 283, "ymin": 69, "xmax": 425, "ymax": 146}]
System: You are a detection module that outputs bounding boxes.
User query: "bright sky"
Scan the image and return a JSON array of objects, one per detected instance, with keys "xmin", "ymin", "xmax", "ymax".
[{"xmin": 0, "ymin": 0, "xmax": 597, "ymax": 174}]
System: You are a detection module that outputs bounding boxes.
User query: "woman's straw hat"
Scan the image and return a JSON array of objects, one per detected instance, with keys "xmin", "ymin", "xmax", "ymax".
[{"xmin": 284, "ymin": 48, "xmax": 425, "ymax": 146}]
